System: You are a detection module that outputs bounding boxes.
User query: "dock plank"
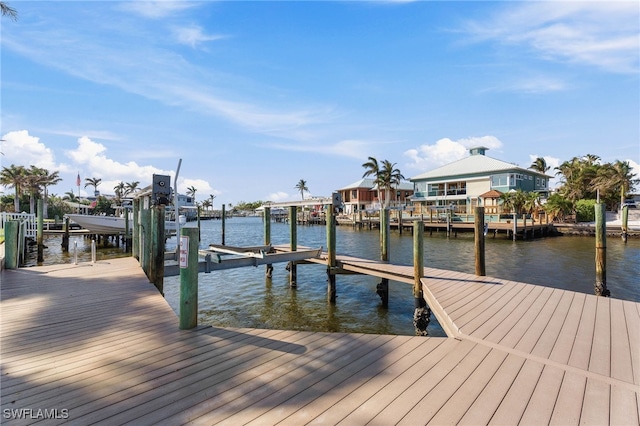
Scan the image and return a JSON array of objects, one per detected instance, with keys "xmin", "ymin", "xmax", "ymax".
[{"xmin": 2, "ymin": 255, "xmax": 638, "ymax": 425}]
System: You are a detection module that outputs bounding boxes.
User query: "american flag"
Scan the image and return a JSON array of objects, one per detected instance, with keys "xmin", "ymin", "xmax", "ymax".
[{"xmin": 76, "ymin": 173, "xmax": 81, "ymax": 187}]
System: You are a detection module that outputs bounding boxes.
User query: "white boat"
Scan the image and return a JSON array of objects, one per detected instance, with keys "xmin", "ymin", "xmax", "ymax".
[{"xmin": 66, "ymin": 213, "xmax": 186, "ymax": 234}]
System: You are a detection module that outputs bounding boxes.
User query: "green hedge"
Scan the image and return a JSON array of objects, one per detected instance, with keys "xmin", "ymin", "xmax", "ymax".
[{"xmin": 576, "ymin": 199, "xmax": 596, "ymax": 222}]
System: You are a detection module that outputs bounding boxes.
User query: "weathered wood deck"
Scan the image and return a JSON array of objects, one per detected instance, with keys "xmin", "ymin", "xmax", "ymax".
[{"xmin": 1, "ymin": 256, "xmax": 638, "ymax": 425}]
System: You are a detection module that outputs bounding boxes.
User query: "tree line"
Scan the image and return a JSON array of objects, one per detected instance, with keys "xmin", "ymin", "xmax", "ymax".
[{"xmin": 1, "ymin": 154, "xmax": 636, "ymax": 222}]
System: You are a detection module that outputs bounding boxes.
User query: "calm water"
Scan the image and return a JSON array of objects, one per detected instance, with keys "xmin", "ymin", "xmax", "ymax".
[{"xmin": 29, "ymin": 217, "xmax": 640, "ymax": 336}]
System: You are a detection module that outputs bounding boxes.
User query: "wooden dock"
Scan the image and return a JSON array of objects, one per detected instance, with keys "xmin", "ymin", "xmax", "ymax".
[{"xmin": 2, "ymin": 256, "xmax": 638, "ymax": 424}]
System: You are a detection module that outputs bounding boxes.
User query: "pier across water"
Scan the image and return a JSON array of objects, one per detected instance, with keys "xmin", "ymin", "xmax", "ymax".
[{"xmin": 2, "ymin": 255, "xmax": 638, "ymax": 424}]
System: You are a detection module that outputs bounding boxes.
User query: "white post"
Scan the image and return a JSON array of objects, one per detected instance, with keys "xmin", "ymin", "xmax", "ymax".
[
  {"xmin": 74, "ymin": 241, "xmax": 78, "ymax": 265},
  {"xmin": 91, "ymin": 239, "xmax": 96, "ymax": 263}
]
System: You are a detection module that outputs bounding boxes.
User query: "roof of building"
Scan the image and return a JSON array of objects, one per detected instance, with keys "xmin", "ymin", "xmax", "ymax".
[
  {"xmin": 478, "ymin": 189, "xmax": 504, "ymax": 198},
  {"xmin": 339, "ymin": 178, "xmax": 413, "ymax": 191},
  {"xmin": 372, "ymin": 181, "xmax": 414, "ymax": 191},
  {"xmin": 410, "ymin": 153, "xmax": 549, "ymax": 181},
  {"xmin": 338, "ymin": 178, "xmax": 377, "ymax": 190}
]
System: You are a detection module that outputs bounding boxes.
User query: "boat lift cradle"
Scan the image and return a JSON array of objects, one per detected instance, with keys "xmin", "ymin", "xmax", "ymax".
[{"xmin": 163, "ymin": 244, "xmax": 323, "ymax": 276}]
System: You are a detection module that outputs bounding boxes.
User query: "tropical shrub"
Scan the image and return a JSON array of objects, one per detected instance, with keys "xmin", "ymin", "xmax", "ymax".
[{"xmin": 575, "ymin": 199, "xmax": 596, "ymax": 222}]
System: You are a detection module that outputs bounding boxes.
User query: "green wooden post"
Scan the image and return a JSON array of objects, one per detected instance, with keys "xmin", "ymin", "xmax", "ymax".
[
  {"xmin": 474, "ymin": 207, "xmax": 486, "ymax": 276},
  {"xmin": 197, "ymin": 205, "xmax": 201, "ymax": 242},
  {"xmin": 141, "ymin": 206, "xmax": 151, "ymax": 275},
  {"xmin": 621, "ymin": 205, "xmax": 629, "ymax": 243},
  {"xmin": 413, "ymin": 220, "xmax": 429, "ymax": 335},
  {"xmin": 132, "ymin": 198, "xmax": 140, "ymax": 260},
  {"xmin": 380, "ymin": 208, "xmax": 389, "ymax": 262},
  {"xmin": 150, "ymin": 205, "xmax": 165, "ymax": 295},
  {"xmin": 221, "ymin": 204, "xmax": 226, "ymax": 245},
  {"xmin": 289, "ymin": 205, "xmax": 297, "ymax": 287},
  {"xmin": 595, "ymin": 203, "xmax": 610, "ymax": 297},
  {"xmin": 398, "ymin": 208, "xmax": 403, "ymax": 235},
  {"xmin": 37, "ymin": 199, "xmax": 44, "ymax": 263},
  {"xmin": 124, "ymin": 209, "xmax": 130, "ymax": 252},
  {"xmin": 61, "ymin": 216, "xmax": 70, "ymax": 252},
  {"xmin": 326, "ymin": 204, "xmax": 336, "ymax": 303},
  {"xmin": 378, "ymin": 208, "xmax": 390, "ymax": 308},
  {"xmin": 179, "ymin": 226, "xmax": 199, "ymax": 329},
  {"xmin": 264, "ymin": 207, "xmax": 273, "ymax": 278},
  {"xmin": 4, "ymin": 220, "xmax": 19, "ymax": 269}
]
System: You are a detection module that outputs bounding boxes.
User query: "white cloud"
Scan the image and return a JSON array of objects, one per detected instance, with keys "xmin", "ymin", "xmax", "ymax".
[
  {"xmin": 119, "ymin": 1, "xmax": 197, "ymax": 19},
  {"xmin": 480, "ymin": 76, "xmax": 568, "ymax": 95},
  {"xmin": 266, "ymin": 191, "xmax": 290, "ymax": 202},
  {"xmin": 178, "ymin": 178, "xmax": 213, "ymax": 198},
  {"xmin": 404, "ymin": 136, "xmax": 503, "ymax": 170},
  {"xmin": 465, "ymin": 2, "xmax": 639, "ymax": 74},
  {"xmin": 1, "ymin": 130, "xmax": 71, "ymax": 172},
  {"xmin": 268, "ymin": 139, "xmax": 384, "ymax": 159},
  {"xmin": 66, "ymin": 136, "xmax": 172, "ymax": 186},
  {"xmin": 171, "ymin": 25, "xmax": 227, "ymax": 48}
]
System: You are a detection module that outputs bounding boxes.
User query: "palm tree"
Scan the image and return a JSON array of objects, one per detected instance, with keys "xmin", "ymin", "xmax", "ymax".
[
  {"xmin": 125, "ymin": 181, "xmax": 140, "ymax": 196},
  {"xmin": 63, "ymin": 190, "xmax": 78, "ymax": 203},
  {"xmin": 591, "ymin": 160, "xmax": 638, "ymax": 210},
  {"xmin": 529, "ymin": 157, "xmax": 550, "ymax": 174},
  {"xmin": 1, "ymin": 2, "xmax": 17, "ymax": 20},
  {"xmin": 362, "ymin": 157, "xmax": 405, "ymax": 208},
  {"xmin": 24, "ymin": 165, "xmax": 48, "ymax": 214},
  {"xmin": 0, "ymin": 164, "xmax": 26, "ymax": 212},
  {"xmin": 209, "ymin": 194, "xmax": 216, "ymax": 211},
  {"xmin": 294, "ymin": 179, "xmax": 309, "ymax": 200},
  {"xmin": 84, "ymin": 177, "xmax": 102, "ymax": 196},
  {"xmin": 523, "ymin": 191, "xmax": 540, "ymax": 223},
  {"xmin": 362, "ymin": 156, "xmax": 383, "ymax": 205},
  {"xmin": 379, "ymin": 160, "xmax": 405, "ymax": 207},
  {"xmin": 114, "ymin": 181, "xmax": 126, "ymax": 205},
  {"xmin": 186, "ymin": 185, "xmax": 197, "ymax": 202},
  {"xmin": 40, "ymin": 169, "xmax": 62, "ymax": 218}
]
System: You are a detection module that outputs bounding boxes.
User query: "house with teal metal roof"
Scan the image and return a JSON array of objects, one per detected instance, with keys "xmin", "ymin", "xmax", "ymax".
[{"xmin": 409, "ymin": 147, "xmax": 551, "ymax": 215}]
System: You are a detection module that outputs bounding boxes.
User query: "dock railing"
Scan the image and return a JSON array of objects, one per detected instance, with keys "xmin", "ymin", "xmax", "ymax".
[{"xmin": 1, "ymin": 212, "xmax": 37, "ymax": 239}]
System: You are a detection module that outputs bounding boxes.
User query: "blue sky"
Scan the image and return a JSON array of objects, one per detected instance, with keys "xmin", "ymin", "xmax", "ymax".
[{"xmin": 1, "ymin": 1, "xmax": 638, "ymax": 207}]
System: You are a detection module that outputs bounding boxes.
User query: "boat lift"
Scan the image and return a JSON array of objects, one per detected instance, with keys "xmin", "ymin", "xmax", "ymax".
[{"xmin": 164, "ymin": 244, "xmax": 323, "ymax": 276}]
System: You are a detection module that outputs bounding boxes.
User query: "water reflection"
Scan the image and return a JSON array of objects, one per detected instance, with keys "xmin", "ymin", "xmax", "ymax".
[{"xmin": 28, "ymin": 217, "xmax": 640, "ymax": 337}]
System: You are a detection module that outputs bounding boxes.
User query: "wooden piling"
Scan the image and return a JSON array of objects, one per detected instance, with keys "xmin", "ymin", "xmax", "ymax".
[
  {"xmin": 594, "ymin": 203, "xmax": 610, "ymax": 297},
  {"xmin": 150, "ymin": 205, "xmax": 165, "ymax": 295},
  {"xmin": 380, "ymin": 208, "xmax": 389, "ymax": 262},
  {"xmin": 197, "ymin": 205, "xmax": 201, "ymax": 242},
  {"xmin": 621, "ymin": 205, "xmax": 629, "ymax": 243},
  {"xmin": 378, "ymin": 208, "xmax": 390, "ymax": 308},
  {"xmin": 124, "ymin": 210, "xmax": 130, "ymax": 252},
  {"xmin": 221, "ymin": 204, "xmax": 226, "ymax": 245},
  {"xmin": 179, "ymin": 226, "xmax": 199, "ymax": 329},
  {"xmin": 37, "ymin": 199, "xmax": 44, "ymax": 263},
  {"xmin": 4, "ymin": 220, "xmax": 19, "ymax": 269},
  {"xmin": 61, "ymin": 216, "xmax": 70, "ymax": 252},
  {"xmin": 140, "ymin": 207, "xmax": 151, "ymax": 275},
  {"xmin": 413, "ymin": 220, "xmax": 429, "ymax": 335},
  {"xmin": 326, "ymin": 204, "xmax": 336, "ymax": 303},
  {"xmin": 474, "ymin": 207, "xmax": 486, "ymax": 276},
  {"xmin": 132, "ymin": 198, "xmax": 140, "ymax": 260},
  {"xmin": 264, "ymin": 207, "xmax": 273, "ymax": 277},
  {"xmin": 289, "ymin": 205, "xmax": 297, "ymax": 287}
]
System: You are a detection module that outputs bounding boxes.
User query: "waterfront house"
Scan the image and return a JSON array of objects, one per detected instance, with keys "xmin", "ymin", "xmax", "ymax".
[
  {"xmin": 337, "ymin": 178, "xmax": 414, "ymax": 214},
  {"xmin": 409, "ymin": 147, "xmax": 551, "ymax": 217}
]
